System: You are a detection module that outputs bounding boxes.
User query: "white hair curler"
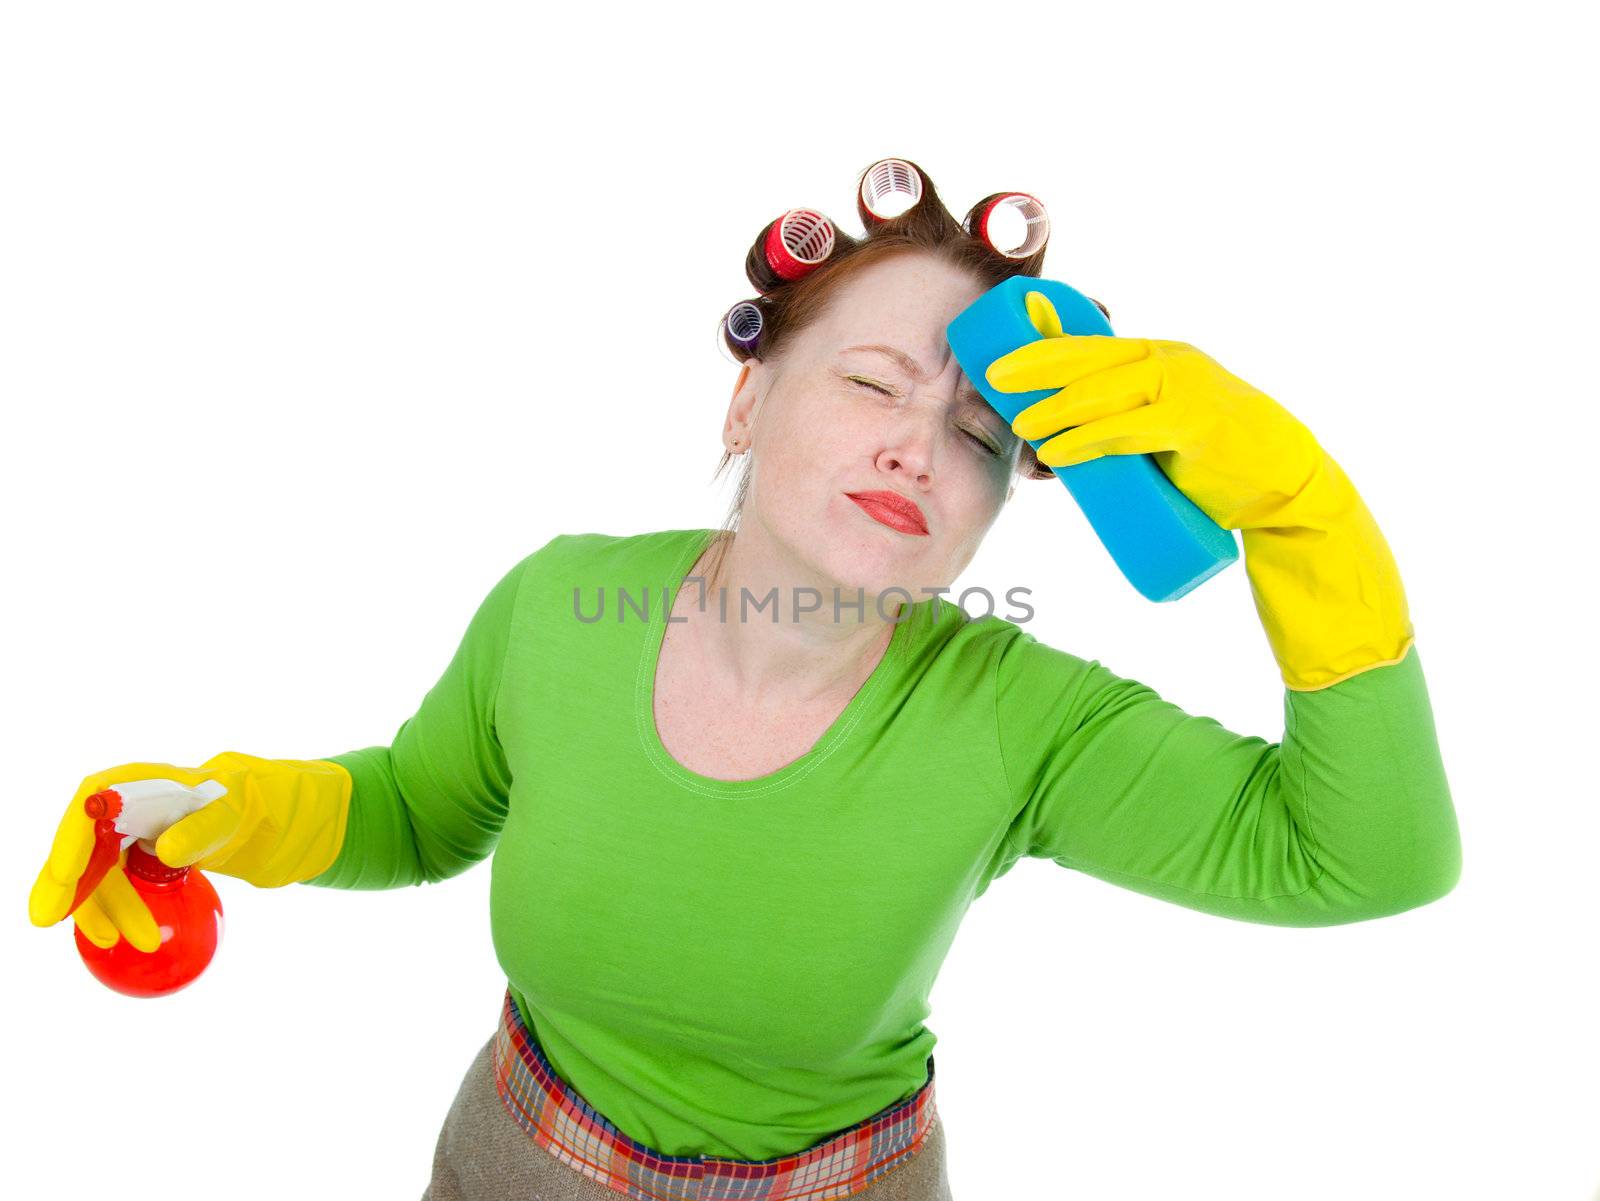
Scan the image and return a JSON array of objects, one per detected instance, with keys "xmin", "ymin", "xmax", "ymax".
[{"xmin": 857, "ymin": 158, "xmax": 924, "ymax": 225}]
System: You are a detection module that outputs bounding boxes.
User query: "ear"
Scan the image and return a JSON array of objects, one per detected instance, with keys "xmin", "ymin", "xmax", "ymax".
[{"xmin": 724, "ymin": 359, "xmax": 763, "ymax": 447}]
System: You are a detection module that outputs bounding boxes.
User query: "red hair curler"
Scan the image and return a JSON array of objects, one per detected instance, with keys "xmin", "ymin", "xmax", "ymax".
[
  {"xmin": 967, "ymin": 191, "xmax": 1051, "ymax": 260},
  {"xmin": 762, "ymin": 208, "xmax": 836, "ymax": 282}
]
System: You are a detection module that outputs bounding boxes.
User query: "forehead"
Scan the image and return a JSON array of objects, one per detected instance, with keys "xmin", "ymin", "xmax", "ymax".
[{"xmin": 809, "ymin": 254, "xmax": 988, "ymax": 356}]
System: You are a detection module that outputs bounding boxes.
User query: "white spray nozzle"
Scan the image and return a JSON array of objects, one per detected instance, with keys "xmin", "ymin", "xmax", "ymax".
[{"xmin": 109, "ymin": 778, "xmax": 228, "ymax": 851}]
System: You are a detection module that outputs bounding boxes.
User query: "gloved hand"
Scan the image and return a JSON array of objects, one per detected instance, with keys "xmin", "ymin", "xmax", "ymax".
[
  {"xmin": 986, "ymin": 292, "xmax": 1414, "ymax": 690},
  {"xmin": 29, "ymin": 751, "xmax": 353, "ymax": 952}
]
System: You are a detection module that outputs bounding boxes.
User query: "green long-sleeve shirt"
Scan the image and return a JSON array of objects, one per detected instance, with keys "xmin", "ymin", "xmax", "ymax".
[{"xmin": 304, "ymin": 526, "xmax": 1460, "ymax": 1159}]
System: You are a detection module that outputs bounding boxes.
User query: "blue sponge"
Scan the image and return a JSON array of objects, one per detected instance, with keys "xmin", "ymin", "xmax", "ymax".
[{"xmin": 946, "ymin": 275, "xmax": 1238, "ymax": 602}]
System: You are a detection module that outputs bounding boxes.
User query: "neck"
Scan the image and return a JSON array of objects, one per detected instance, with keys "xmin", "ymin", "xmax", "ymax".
[{"xmin": 682, "ymin": 529, "xmax": 903, "ymax": 707}]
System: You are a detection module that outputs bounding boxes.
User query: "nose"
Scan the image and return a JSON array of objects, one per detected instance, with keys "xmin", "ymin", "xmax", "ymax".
[
  {"xmin": 875, "ymin": 357, "xmax": 970, "ymax": 490},
  {"xmin": 875, "ymin": 415, "xmax": 939, "ymax": 490},
  {"xmin": 877, "ymin": 450, "xmax": 931, "ymax": 490}
]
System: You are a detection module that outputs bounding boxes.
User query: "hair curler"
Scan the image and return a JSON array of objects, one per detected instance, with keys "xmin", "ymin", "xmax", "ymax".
[
  {"xmin": 724, "ymin": 300, "xmax": 763, "ymax": 354},
  {"xmin": 746, "ymin": 208, "xmax": 838, "ymax": 293},
  {"xmin": 966, "ymin": 193, "xmax": 1051, "ymax": 260},
  {"xmin": 857, "ymin": 158, "xmax": 924, "ymax": 225},
  {"xmin": 947, "ymin": 275, "xmax": 1239, "ymax": 601}
]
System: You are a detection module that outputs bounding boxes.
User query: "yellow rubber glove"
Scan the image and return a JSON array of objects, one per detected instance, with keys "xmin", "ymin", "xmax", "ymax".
[
  {"xmin": 986, "ymin": 292, "xmax": 1414, "ymax": 691},
  {"xmin": 29, "ymin": 751, "xmax": 352, "ymax": 952}
]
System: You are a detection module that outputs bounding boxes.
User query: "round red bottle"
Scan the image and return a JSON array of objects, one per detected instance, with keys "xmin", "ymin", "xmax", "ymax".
[{"xmin": 74, "ymin": 842, "xmax": 224, "ymax": 997}]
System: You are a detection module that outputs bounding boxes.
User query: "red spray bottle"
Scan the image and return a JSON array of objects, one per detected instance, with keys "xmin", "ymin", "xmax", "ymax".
[{"xmin": 67, "ymin": 778, "xmax": 227, "ymax": 997}]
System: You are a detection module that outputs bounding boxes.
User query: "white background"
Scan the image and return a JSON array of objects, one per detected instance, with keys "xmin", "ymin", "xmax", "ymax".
[{"xmin": 4, "ymin": 3, "xmax": 1595, "ymax": 1198}]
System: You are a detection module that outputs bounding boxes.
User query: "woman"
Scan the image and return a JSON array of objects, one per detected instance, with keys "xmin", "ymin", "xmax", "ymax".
[{"xmin": 29, "ymin": 158, "xmax": 1462, "ymax": 1200}]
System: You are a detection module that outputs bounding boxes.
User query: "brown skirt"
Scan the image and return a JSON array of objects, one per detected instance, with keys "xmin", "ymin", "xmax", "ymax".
[{"xmin": 422, "ymin": 1029, "xmax": 954, "ymax": 1201}]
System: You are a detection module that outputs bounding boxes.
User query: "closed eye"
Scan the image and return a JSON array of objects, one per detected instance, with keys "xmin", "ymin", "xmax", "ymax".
[
  {"xmin": 847, "ymin": 375, "xmax": 1002, "ymax": 457},
  {"xmin": 847, "ymin": 375, "xmax": 894, "ymax": 396},
  {"xmin": 963, "ymin": 429, "xmax": 1002, "ymax": 456}
]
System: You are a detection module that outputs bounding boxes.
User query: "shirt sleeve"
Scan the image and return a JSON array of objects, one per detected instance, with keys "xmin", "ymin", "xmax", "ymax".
[
  {"xmin": 992, "ymin": 634, "xmax": 1461, "ymax": 927},
  {"xmin": 299, "ymin": 550, "xmax": 535, "ymax": 890}
]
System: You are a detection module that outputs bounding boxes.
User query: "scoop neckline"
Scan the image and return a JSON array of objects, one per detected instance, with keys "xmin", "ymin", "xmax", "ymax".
[{"xmin": 633, "ymin": 529, "xmax": 916, "ymax": 798}]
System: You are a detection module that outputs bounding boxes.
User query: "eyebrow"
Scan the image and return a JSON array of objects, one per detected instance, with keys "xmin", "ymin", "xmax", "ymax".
[{"xmin": 840, "ymin": 344, "xmax": 989, "ymax": 408}]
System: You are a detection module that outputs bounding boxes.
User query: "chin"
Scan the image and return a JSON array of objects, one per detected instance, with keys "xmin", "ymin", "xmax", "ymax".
[{"xmin": 824, "ymin": 522, "xmax": 935, "ymax": 608}]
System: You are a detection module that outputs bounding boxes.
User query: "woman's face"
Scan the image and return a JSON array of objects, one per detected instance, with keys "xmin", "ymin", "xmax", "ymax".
[{"xmin": 725, "ymin": 251, "xmax": 1025, "ymax": 606}]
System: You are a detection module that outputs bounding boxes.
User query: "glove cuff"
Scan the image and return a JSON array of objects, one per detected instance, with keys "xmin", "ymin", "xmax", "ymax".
[
  {"xmin": 194, "ymin": 752, "xmax": 354, "ymax": 887},
  {"xmin": 1242, "ymin": 455, "xmax": 1415, "ymax": 691}
]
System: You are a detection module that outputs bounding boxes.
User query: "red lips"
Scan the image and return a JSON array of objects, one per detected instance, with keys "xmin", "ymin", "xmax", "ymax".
[{"xmin": 845, "ymin": 491, "xmax": 929, "ymax": 536}]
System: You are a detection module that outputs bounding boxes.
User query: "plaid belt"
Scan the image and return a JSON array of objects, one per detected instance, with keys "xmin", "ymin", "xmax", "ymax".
[{"xmin": 492, "ymin": 988, "xmax": 939, "ymax": 1200}]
